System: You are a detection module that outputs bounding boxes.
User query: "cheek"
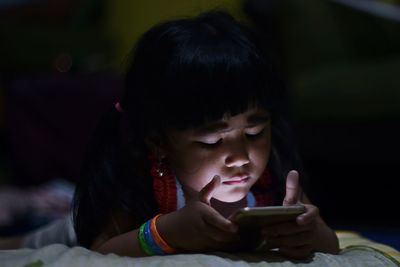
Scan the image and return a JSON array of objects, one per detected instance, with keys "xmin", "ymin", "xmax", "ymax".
[
  {"xmin": 250, "ymin": 136, "xmax": 271, "ymax": 169},
  {"xmin": 173, "ymin": 146, "xmax": 209, "ymax": 172},
  {"xmin": 189, "ymin": 168, "xmax": 219, "ymax": 190},
  {"xmin": 184, "ymin": 151, "xmax": 221, "ymax": 177},
  {"xmin": 183, "ymin": 153, "xmax": 227, "ymax": 191},
  {"xmin": 167, "ymin": 145, "xmax": 216, "ymax": 186}
]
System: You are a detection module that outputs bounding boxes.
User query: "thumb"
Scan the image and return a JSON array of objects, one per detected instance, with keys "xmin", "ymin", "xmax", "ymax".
[
  {"xmin": 283, "ymin": 170, "xmax": 300, "ymax": 206},
  {"xmin": 198, "ymin": 175, "xmax": 221, "ymax": 205}
]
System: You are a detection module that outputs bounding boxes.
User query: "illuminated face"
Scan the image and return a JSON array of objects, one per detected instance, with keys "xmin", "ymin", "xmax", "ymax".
[{"xmin": 163, "ymin": 108, "xmax": 271, "ymax": 203}]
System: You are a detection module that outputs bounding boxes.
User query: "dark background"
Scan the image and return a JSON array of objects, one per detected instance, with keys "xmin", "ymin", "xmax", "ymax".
[
  {"xmin": 245, "ymin": 0, "xmax": 400, "ymax": 230},
  {"xmin": 1, "ymin": 0, "xmax": 399, "ymax": 248}
]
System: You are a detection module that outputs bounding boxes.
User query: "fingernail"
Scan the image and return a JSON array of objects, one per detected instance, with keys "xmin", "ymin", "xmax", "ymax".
[{"xmin": 297, "ymin": 215, "xmax": 306, "ymax": 224}]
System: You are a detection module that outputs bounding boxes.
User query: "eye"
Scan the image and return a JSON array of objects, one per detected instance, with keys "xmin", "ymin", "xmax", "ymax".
[
  {"xmin": 245, "ymin": 128, "xmax": 265, "ymax": 139},
  {"xmin": 196, "ymin": 139, "xmax": 222, "ymax": 149}
]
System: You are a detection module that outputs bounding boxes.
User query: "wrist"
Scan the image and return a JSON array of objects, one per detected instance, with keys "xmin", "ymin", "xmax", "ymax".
[
  {"xmin": 137, "ymin": 214, "xmax": 179, "ymax": 256},
  {"xmin": 156, "ymin": 212, "xmax": 182, "ymax": 250},
  {"xmin": 314, "ymin": 221, "xmax": 340, "ymax": 254},
  {"xmin": 155, "ymin": 212, "xmax": 182, "ymax": 251}
]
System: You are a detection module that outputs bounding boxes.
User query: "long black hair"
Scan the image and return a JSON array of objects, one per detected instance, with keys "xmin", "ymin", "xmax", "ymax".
[{"xmin": 73, "ymin": 10, "xmax": 304, "ymax": 248}]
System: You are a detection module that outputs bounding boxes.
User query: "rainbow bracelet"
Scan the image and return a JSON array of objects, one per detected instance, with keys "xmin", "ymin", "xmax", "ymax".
[
  {"xmin": 150, "ymin": 214, "xmax": 178, "ymax": 254},
  {"xmin": 143, "ymin": 220, "xmax": 165, "ymax": 255},
  {"xmin": 138, "ymin": 222, "xmax": 155, "ymax": 255},
  {"xmin": 137, "ymin": 215, "xmax": 177, "ymax": 256}
]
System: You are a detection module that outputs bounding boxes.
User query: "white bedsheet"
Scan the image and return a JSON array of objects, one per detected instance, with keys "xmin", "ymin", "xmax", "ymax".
[{"xmin": 0, "ymin": 243, "xmax": 399, "ymax": 267}]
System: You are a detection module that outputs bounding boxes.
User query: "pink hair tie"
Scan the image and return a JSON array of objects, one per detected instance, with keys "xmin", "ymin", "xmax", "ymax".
[{"xmin": 115, "ymin": 102, "xmax": 124, "ymax": 113}]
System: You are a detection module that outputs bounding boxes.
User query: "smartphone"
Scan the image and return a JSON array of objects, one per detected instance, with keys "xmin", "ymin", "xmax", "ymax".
[
  {"xmin": 230, "ymin": 205, "xmax": 306, "ymax": 227},
  {"xmin": 229, "ymin": 205, "xmax": 306, "ymax": 250}
]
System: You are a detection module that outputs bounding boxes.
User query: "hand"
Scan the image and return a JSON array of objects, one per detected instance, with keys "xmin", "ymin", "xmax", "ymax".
[
  {"xmin": 157, "ymin": 175, "xmax": 240, "ymax": 252},
  {"xmin": 262, "ymin": 170, "xmax": 322, "ymax": 259}
]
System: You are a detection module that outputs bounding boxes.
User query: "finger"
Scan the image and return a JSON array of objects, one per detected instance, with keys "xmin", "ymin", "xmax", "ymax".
[
  {"xmin": 283, "ymin": 170, "xmax": 300, "ymax": 206},
  {"xmin": 202, "ymin": 209, "xmax": 238, "ymax": 233},
  {"xmin": 199, "ymin": 175, "xmax": 221, "ymax": 205},
  {"xmin": 297, "ymin": 204, "xmax": 320, "ymax": 225},
  {"xmin": 262, "ymin": 221, "xmax": 316, "ymax": 238},
  {"xmin": 203, "ymin": 221, "xmax": 240, "ymax": 244},
  {"xmin": 279, "ymin": 244, "xmax": 314, "ymax": 259}
]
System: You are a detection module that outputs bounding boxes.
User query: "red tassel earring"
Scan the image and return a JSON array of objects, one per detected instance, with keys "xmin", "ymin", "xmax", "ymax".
[
  {"xmin": 150, "ymin": 154, "xmax": 178, "ymax": 214},
  {"xmin": 156, "ymin": 156, "xmax": 165, "ymax": 177}
]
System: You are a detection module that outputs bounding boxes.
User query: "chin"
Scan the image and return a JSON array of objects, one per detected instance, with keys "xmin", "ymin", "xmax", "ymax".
[{"xmin": 213, "ymin": 189, "xmax": 247, "ymax": 203}]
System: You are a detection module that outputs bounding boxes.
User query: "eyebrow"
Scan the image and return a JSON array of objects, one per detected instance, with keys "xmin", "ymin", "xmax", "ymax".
[
  {"xmin": 247, "ymin": 113, "xmax": 271, "ymax": 125},
  {"xmin": 194, "ymin": 113, "xmax": 270, "ymax": 135}
]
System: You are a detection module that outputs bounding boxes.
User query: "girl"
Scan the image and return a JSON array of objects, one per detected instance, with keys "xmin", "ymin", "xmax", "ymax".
[
  {"xmin": 72, "ymin": 10, "xmax": 339, "ymax": 258},
  {"xmin": 1, "ymin": 10, "xmax": 338, "ymax": 258}
]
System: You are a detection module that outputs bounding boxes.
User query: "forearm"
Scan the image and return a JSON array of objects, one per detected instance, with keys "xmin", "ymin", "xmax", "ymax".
[
  {"xmin": 93, "ymin": 229, "xmax": 148, "ymax": 257},
  {"xmin": 313, "ymin": 218, "xmax": 340, "ymax": 254},
  {"xmin": 93, "ymin": 212, "xmax": 181, "ymax": 257},
  {"xmin": 301, "ymin": 194, "xmax": 339, "ymax": 254}
]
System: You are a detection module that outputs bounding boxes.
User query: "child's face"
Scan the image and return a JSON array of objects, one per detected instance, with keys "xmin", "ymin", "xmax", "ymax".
[{"xmin": 164, "ymin": 108, "xmax": 271, "ymax": 203}]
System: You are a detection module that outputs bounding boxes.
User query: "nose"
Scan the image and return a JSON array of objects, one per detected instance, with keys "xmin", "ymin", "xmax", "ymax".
[{"xmin": 224, "ymin": 139, "xmax": 250, "ymax": 168}]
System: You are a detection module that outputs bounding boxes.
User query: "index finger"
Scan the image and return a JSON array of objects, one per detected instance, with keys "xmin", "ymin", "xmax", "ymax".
[
  {"xmin": 283, "ymin": 170, "xmax": 300, "ymax": 206},
  {"xmin": 198, "ymin": 175, "xmax": 220, "ymax": 205},
  {"xmin": 202, "ymin": 209, "xmax": 238, "ymax": 233}
]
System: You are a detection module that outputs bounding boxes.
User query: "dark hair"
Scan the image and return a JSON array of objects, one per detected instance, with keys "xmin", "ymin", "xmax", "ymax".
[{"xmin": 73, "ymin": 10, "xmax": 304, "ymax": 248}]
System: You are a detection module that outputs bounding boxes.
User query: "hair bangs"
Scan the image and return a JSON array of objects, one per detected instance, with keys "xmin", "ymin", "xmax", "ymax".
[
  {"xmin": 124, "ymin": 11, "xmax": 282, "ymax": 136},
  {"xmin": 156, "ymin": 33, "xmax": 275, "ymax": 130}
]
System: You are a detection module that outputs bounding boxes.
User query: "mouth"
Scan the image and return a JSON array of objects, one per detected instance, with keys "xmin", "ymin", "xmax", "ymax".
[{"xmin": 222, "ymin": 176, "xmax": 250, "ymax": 185}]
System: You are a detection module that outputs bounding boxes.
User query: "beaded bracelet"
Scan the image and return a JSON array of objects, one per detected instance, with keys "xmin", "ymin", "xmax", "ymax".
[{"xmin": 137, "ymin": 214, "xmax": 177, "ymax": 256}]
